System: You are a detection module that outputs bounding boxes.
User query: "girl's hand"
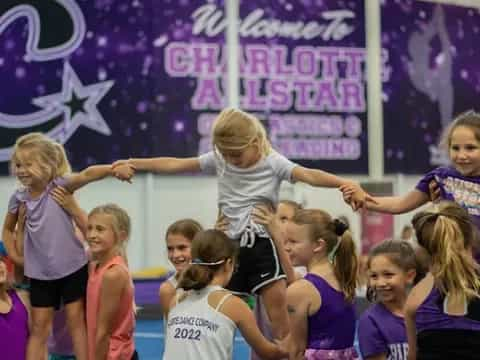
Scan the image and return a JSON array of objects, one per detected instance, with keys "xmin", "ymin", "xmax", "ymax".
[
  {"xmin": 340, "ymin": 183, "xmax": 377, "ymax": 211},
  {"xmin": 111, "ymin": 159, "xmax": 134, "ymax": 169},
  {"xmin": 275, "ymin": 335, "xmax": 290, "ymax": 358},
  {"xmin": 339, "ymin": 183, "xmax": 363, "ymax": 210},
  {"xmin": 113, "ymin": 163, "xmax": 135, "ymax": 182},
  {"xmin": 251, "ymin": 203, "xmax": 277, "ymax": 234},
  {"xmin": 51, "ymin": 186, "xmax": 77, "ymax": 213},
  {"xmin": 215, "ymin": 213, "xmax": 229, "ymax": 232},
  {"xmin": 428, "ymin": 180, "xmax": 440, "ymax": 202}
]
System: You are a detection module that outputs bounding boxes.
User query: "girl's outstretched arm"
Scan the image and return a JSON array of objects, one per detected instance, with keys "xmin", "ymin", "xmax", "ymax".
[
  {"xmin": 291, "ymin": 166, "xmax": 374, "ymax": 209},
  {"xmin": 292, "ymin": 166, "xmax": 356, "ymax": 188},
  {"xmin": 65, "ymin": 164, "xmax": 134, "ymax": 193},
  {"xmin": 343, "ymin": 189, "xmax": 429, "ymax": 215},
  {"xmin": 113, "ymin": 157, "xmax": 201, "ymax": 174}
]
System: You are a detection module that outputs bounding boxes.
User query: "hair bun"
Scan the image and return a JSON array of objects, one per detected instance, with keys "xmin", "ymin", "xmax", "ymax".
[{"xmin": 333, "ymin": 218, "xmax": 348, "ymax": 236}]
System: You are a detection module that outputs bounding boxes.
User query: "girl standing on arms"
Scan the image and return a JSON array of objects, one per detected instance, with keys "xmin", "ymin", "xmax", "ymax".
[
  {"xmin": 358, "ymin": 240, "xmax": 423, "ymax": 360},
  {"xmin": 163, "ymin": 229, "xmax": 287, "ymax": 360},
  {"xmin": 114, "ymin": 108, "xmax": 371, "ymax": 340},
  {"xmin": 284, "ymin": 209, "xmax": 359, "ymax": 359},
  {"xmin": 86, "ymin": 204, "xmax": 137, "ymax": 360},
  {"xmin": 1, "ymin": 132, "xmax": 132, "ymax": 360},
  {"xmin": 159, "ymin": 218, "xmax": 203, "ymax": 317},
  {"xmin": 406, "ymin": 201, "xmax": 480, "ymax": 360}
]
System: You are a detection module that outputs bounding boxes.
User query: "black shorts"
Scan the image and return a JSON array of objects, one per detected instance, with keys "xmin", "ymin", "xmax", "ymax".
[
  {"xmin": 30, "ymin": 264, "xmax": 88, "ymax": 308},
  {"xmin": 417, "ymin": 329, "xmax": 480, "ymax": 360},
  {"xmin": 227, "ymin": 232, "xmax": 286, "ymax": 295}
]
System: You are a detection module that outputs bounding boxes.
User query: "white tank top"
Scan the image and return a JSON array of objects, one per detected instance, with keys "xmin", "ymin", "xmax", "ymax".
[{"xmin": 163, "ymin": 285, "xmax": 236, "ymax": 360}]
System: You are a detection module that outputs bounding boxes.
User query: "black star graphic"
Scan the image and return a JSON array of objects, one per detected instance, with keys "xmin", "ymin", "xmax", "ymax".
[{"xmin": 64, "ymin": 91, "xmax": 88, "ymax": 118}]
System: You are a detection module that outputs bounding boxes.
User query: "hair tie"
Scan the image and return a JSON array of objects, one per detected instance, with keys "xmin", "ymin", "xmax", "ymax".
[
  {"xmin": 327, "ymin": 219, "xmax": 349, "ymax": 263},
  {"xmin": 333, "ymin": 218, "xmax": 349, "ymax": 236},
  {"xmin": 190, "ymin": 258, "xmax": 225, "ymax": 266}
]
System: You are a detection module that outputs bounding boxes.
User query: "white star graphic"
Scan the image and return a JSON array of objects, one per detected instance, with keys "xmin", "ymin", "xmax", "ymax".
[{"xmin": 32, "ymin": 61, "xmax": 114, "ymax": 143}]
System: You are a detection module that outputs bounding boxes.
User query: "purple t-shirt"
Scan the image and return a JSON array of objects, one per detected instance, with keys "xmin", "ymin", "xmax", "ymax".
[
  {"xmin": 358, "ymin": 303, "xmax": 408, "ymax": 360},
  {"xmin": 416, "ymin": 166, "xmax": 480, "ymax": 229},
  {"xmin": 8, "ymin": 177, "xmax": 88, "ymax": 280}
]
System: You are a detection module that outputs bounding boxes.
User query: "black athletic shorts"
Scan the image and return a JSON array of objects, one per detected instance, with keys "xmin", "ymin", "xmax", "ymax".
[
  {"xmin": 417, "ymin": 329, "xmax": 480, "ymax": 360},
  {"xmin": 29, "ymin": 264, "xmax": 88, "ymax": 308},
  {"xmin": 227, "ymin": 232, "xmax": 286, "ymax": 295}
]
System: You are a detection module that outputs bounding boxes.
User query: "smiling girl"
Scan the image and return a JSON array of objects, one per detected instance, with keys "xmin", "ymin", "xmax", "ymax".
[{"xmin": 159, "ymin": 219, "xmax": 203, "ymax": 317}]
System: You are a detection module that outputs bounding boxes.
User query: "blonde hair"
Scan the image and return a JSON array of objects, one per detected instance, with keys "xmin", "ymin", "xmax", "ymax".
[
  {"xmin": 292, "ymin": 209, "xmax": 358, "ymax": 302},
  {"xmin": 89, "ymin": 204, "xmax": 131, "ymax": 254},
  {"xmin": 11, "ymin": 132, "xmax": 71, "ymax": 182},
  {"xmin": 212, "ymin": 108, "xmax": 271, "ymax": 156},
  {"xmin": 412, "ymin": 201, "xmax": 480, "ymax": 302},
  {"xmin": 439, "ymin": 110, "xmax": 480, "ymax": 150}
]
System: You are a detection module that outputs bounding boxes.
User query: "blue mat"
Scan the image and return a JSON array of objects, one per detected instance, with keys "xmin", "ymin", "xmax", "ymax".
[{"xmin": 135, "ymin": 319, "xmax": 250, "ymax": 359}]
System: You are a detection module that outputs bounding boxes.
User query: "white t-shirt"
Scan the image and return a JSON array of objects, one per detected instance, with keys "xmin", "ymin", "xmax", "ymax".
[
  {"xmin": 163, "ymin": 286, "xmax": 235, "ymax": 360},
  {"xmin": 199, "ymin": 151, "xmax": 297, "ymax": 239}
]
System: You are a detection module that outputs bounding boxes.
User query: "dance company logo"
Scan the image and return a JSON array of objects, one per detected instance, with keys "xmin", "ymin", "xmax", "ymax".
[{"xmin": 0, "ymin": 0, "xmax": 114, "ymax": 161}]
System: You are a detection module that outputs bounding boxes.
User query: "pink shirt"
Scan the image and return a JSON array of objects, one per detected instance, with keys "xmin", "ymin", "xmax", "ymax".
[{"xmin": 86, "ymin": 256, "xmax": 135, "ymax": 360}]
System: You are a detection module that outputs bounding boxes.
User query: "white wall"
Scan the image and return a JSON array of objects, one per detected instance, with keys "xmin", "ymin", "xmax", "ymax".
[{"xmin": 0, "ymin": 173, "xmax": 428, "ymax": 271}]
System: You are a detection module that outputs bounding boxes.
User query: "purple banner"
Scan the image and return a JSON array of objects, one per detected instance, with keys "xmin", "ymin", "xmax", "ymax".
[
  {"xmin": 236, "ymin": 0, "xmax": 367, "ymax": 173},
  {"xmin": 382, "ymin": 0, "xmax": 480, "ymax": 174},
  {"xmin": 0, "ymin": 0, "xmax": 366, "ymax": 174}
]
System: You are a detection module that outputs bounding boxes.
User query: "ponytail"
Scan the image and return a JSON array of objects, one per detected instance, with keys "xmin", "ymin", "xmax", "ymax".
[
  {"xmin": 332, "ymin": 229, "xmax": 358, "ymax": 302},
  {"xmin": 292, "ymin": 210, "xmax": 358, "ymax": 302},
  {"xmin": 412, "ymin": 201, "xmax": 480, "ymax": 302},
  {"xmin": 431, "ymin": 216, "xmax": 480, "ymax": 301},
  {"xmin": 177, "ymin": 230, "xmax": 237, "ymax": 291},
  {"xmin": 179, "ymin": 263, "xmax": 220, "ymax": 291}
]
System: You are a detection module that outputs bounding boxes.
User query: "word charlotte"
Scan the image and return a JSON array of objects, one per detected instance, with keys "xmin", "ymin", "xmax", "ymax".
[{"xmin": 163, "ymin": 4, "xmax": 365, "ymax": 112}]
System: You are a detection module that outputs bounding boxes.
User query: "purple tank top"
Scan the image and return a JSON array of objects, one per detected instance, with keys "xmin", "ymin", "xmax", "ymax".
[
  {"xmin": 0, "ymin": 290, "xmax": 29, "ymax": 360},
  {"xmin": 416, "ymin": 286, "xmax": 480, "ymax": 333},
  {"xmin": 305, "ymin": 273, "xmax": 356, "ymax": 350}
]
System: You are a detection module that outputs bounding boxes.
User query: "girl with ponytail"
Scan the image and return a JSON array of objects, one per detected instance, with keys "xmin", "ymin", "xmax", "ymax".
[
  {"xmin": 284, "ymin": 209, "xmax": 359, "ymax": 360},
  {"xmin": 405, "ymin": 201, "xmax": 480, "ymax": 360},
  {"xmin": 163, "ymin": 229, "xmax": 287, "ymax": 360}
]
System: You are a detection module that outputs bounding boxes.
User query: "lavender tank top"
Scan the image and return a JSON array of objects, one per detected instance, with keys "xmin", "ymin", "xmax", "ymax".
[
  {"xmin": 0, "ymin": 290, "xmax": 29, "ymax": 360},
  {"xmin": 416, "ymin": 287, "xmax": 480, "ymax": 333},
  {"xmin": 305, "ymin": 273, "xmax": 356, "ymax": 350}
]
